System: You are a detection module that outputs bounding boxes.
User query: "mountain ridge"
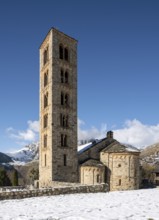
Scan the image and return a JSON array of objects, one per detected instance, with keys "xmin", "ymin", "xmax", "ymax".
[
  {"xmin": 1, "ymin": 141, "xmax": 159, "ymax": 165},
  {"xmin": 0, "ymin": 152, "xmax": 13, "ymax": 164},
  {"xmin": 6, "ymin": 142, "xmax": 39, "ymax": 164},
  {"xmin": 140, "ymin": 142, "xmax": 159, "ymax": 163}
]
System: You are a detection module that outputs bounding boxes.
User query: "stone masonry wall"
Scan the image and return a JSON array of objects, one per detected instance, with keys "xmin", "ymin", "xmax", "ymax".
[
  {"xmin": 80, "ymin": 166, "xmax": 105, "ymax": 185},
  {"xmin": 100, "ymin": 152, "xmax": 140, "ymax": 191},
  {"xmin": 0, "ymin": 184, "xmax": 108, "ymax": 200},
  {"xmin": 39, "ymin": 28, "xmax": 78, "ymax": 187},
  {"xmin": 78, "ymin": 138, "xmax": 115, "ymax": 164}
]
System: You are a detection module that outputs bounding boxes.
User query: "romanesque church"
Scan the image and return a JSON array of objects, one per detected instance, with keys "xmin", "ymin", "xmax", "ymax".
[{"xmin": 38, "ymin": 28, "xmax": 140, "ymax": 191}]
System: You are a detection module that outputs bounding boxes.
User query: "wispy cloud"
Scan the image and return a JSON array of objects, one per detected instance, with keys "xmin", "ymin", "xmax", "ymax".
[
  {"xmin": 78, "ymin": 118, "xmax": 159, "ymax": 148},
  {"xmin": 6, "ymin": 120, "xmax": 39, "ymax": 145},
  {"xmin": 114, "ymin": 119, "xmax": 159, "ymax": 148},
  {"xmin": 6, "ymin": 118, "xmax": 159, "ymax": 149},
  {"xmin": 27, "ymin": 120, "xmax": 39, "ymax": 133},
  {"xmin": 78, "ymin": 119, "xmax": 107, "ymax": 141}
]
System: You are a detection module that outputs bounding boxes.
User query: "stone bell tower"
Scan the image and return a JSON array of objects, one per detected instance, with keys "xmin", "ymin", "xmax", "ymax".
[{"xmin": 39, "ymin": 28, "xmax": 78, "ymax": 187}]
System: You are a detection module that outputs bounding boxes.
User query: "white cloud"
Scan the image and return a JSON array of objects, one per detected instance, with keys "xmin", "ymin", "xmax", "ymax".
[
  {"xmin": 6, "ymin": 127, "xmax": 15, "ymax": 132},
  {"xmin": 6, "ymin": 120, "xmax": 39, "ymax": 144},
  {"xmin": 6, "ymin": 118, "xmax": 159, "ymax": 149},
  {"xmin": 28, "ymin": 120, "xmax": 39, "ymax": 132},
  {"xmin": 78, "ymin": 118, "xmax": 107, "ymax": 141},
  {"xmin": 78, "ymin": 119, "xmax": 85, "ymax": 127},
  {"xmin": 78, "ymin": 118, "xmax": 159, "ymax": 148},
  {"xmin": 15, "ymin": 129, "xmax": 36, "ymax": 141},
  {"xmin": 114, "ymin": 119, "xmax": 159, "ymax": 148}
]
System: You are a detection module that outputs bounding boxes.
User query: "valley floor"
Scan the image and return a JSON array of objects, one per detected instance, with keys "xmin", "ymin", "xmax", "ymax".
[{"xmin": 0, "ymin": 188, "xmax": 159, "ymax": 220}]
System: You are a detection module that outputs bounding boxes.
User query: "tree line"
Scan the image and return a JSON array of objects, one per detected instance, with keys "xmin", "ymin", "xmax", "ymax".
[{"xmin": 0, "ymin": 168, "xmax": 18, "ymax": 186}]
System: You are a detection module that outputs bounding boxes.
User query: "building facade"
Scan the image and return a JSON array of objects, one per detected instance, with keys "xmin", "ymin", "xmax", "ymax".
[
  {"xmin": 79, "ymin": 131, "xmax": 140, "ymax": 191},
  {"xmin": 39, "ymin": 29, "xmax": 140, "ymax": 191},
  {"xmin": 39, "ymin": 28, "xmax": 78, "ymax": 187}
]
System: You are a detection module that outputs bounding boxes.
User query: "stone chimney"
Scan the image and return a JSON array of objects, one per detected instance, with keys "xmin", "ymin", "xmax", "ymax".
[{"xmin": 107, "ymin": 131, "xmax": 113, "ymax": 139}]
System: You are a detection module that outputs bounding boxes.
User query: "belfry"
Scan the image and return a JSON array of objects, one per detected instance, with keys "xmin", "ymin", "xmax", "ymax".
[{"xmin": 39, "ymin": 28, "xmax": 78, "ymax": 187}]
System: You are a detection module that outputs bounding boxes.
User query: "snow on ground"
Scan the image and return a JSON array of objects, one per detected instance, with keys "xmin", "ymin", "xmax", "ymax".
[{"xmin": 0, "ymin": 189, "xmax": 159, "ymax": 220}]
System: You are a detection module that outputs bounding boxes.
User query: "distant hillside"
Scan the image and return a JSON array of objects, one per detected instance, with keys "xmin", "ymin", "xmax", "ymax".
[
  {"xmin": 7, "ymin": 142, "xmax": 39, "ymax": 164},
  {"xmin": 140, "ymin": 142, "xmax": 159, "ymax": 163},
  {"xmin": 0, "ymin": 152, "xmax": 13, "ymax": 163},
  {"xmin": 3, "ymin": 140, "xmax": 159, "ymax": 165},
  {"xmin": 15, "ymin": 160, "xmax": 39, "ymax": 185},
  {"xmin": 6, "ymin": 141, "xmax": 94, "ymax": 164},
  {"xmin": 1, "ymin": 140, "xmax": 159, "ymax": 186}
]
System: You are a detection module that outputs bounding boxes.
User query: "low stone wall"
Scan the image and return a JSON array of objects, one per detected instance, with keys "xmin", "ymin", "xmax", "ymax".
[
  {"xmin": 0, "ymin": 184, "xmax": 108, "ymax": 200},
  {"xmin": 0, "ymin": 186, "xmax": 26, "ymax": 192},
  {"xmin": 40, "ymin": 181, "xmax": 82, "ymax": 188}
]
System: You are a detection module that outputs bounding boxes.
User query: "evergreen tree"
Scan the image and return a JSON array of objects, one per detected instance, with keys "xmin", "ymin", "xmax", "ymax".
[
  {"xmin": 29, "ymin": 168, "xmax": 39, "ymax": 184},
  {"xmin": 0, "ymin": 168, "xmax": 11, "ymax": 186},
  {"xmin": 13, "ymin": 170, "xmax": 18, "ymax": 186}
]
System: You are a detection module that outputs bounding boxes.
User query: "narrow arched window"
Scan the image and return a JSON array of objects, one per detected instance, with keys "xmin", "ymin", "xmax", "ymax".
[
  {"xmin": 65, "ymin": 94, "xmax": 69, "ymax": 106},
  {"xmin": 44, "ymin": 154, "xmax": 47, "ymax": 166},
  {"xmin": 119, "ymin": 179, "xmax": 121, "ymax": 186},
  {"xmin": 64, "ymin": 154, "xmax": 67, "ymax": 166},
  {"xmin": 43, "ymin": 47, "xmax": 49, "ymax": 65},
  {"xmin": 97, "ymin": 174, "xmax": 100, "ymax": 183},
  {"xmin": 64, "ymin": 135, "xmax": 67, "ymax": 146},
  {"xmin": 44, "ymin": 134, "xmax": 47, "ymax": 148},
  {"xmin": 65, "ymin": 116, "xmax": 68, "ymax": 127},
  {"xmin": 61, "ymin": 93, "xmax": 64, "ymax": 105},
  {"xmin": 59, "ymin": 44, "xmax": 63, "ymax": 59},
  {"xmin": 65, "ymin": 71, "xmax": 69, "ymax": 83},
  {"xmin": 44, "ymin": 92, "xmax": 48, "ymax": 108},
  {"xmin": 44, "ymin": 71, "xmax": 48, "ymax": 87},
  {"xmin": 64, "ymin": 48, "xmax": 69, "ymax": 61},
  {"xmin": 60, "ymin": 114, "xmax": 68, "ymax": 128},
  {"xmin": 61, "ymin": 69, "xmax": 64, "ymax": 83},
  {"xmin": 44, "ymin": 114, "xmax": 48, "ymax": 128}
]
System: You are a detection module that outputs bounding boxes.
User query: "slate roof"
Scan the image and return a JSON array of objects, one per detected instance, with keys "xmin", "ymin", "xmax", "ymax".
[
  {"xmin": 78, "ymin": 131, "xmax": 140, "ymax": 166},
  {"xmin": 78, "ymin": 137, "xmax": 115, "ymax": 155},
  {"xmin": 81, "ymin": 159, "xmax": 104, "ymax": 167},
  {"xmin": 101, "ymin": 141, "xmax": 140, "ymax": 153}
]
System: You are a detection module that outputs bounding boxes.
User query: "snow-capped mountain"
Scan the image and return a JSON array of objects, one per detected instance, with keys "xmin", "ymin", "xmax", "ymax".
[
  {"xmin": 7, "ymin": 142, "xmax": 39, "ymax": 164},
  {"xmin": 5, "ymin": 141, "xmax": 93, "ymax": 164},
  {"xmin": 5, "ymin": 140, "xmax": 159, "ymax": 165}
]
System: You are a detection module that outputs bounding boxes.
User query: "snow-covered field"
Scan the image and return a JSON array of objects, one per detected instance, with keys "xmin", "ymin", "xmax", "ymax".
[{"xmin": 0, "ymin": 188, "xmax": 159, "ymax": 220}]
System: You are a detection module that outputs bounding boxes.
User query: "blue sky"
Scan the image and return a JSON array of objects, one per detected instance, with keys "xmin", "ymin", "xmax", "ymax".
[{"xmin": 0, "ymin": 0, "xmax": 159, "ymax": 152}]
